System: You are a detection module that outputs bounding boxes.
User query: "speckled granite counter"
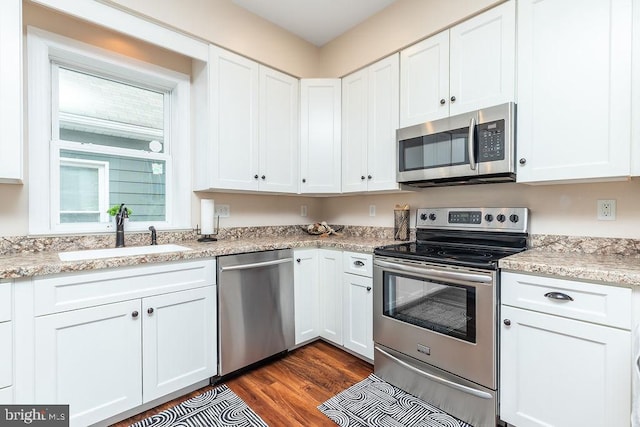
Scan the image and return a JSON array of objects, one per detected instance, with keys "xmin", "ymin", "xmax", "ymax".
[
  {"xmin": 0, "ymin": 233, "xmax": 398, "ymax": 280},
  {"xmin": 500, "ymin": 234, "xmax": 640, "ymax": 287}
]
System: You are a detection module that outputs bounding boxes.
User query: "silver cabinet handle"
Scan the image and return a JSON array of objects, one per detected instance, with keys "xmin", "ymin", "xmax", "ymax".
[
  {"xmin": 468, "ymin": 116, "xmax": 477, "ymax": 171},
  {"xmin": 220, "ymin": 258, "xmax": 293, "ymax": 272},
  {"xmin": 375, "ymin": 346, "xmax": 492, "ymax": 399},
  {"xmin": 544, "ymin": 291, "xmax": 574, "ymax": 301},
  {"xmin": 354, "ymin": 260, "xmax": 365, "ymax": 267}
]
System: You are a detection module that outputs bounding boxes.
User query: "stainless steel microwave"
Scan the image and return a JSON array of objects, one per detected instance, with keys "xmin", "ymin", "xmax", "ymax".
[{"xmin": 397, "ymin": 102, "xmax": 516, "ymax": 188}]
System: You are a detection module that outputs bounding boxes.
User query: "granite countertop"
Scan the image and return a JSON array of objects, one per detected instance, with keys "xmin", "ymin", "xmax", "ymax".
[
  {"xmin": 499, "ymin": 249, "xmax": 640, "ymax": 288},
  {"xmin": 0, "ymin": 234, "xmax": 398, "ymax": 280}
]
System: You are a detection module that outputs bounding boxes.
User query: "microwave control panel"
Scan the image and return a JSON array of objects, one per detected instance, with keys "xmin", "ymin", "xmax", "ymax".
[{"xmin": 477, "ymin": 119, "xmax": 505, "ymax": 162}]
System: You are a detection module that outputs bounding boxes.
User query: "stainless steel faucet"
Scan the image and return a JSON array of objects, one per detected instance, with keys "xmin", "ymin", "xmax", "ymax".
[{"xmin": 115, "ymin": 203, "xmax": 128, "ymax": 248}]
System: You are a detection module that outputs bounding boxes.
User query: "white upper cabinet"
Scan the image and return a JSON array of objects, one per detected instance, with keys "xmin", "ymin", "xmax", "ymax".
[
  {"xmin": 195, "ymin": 45, "xmax": 298, "ymax": 193},
  {"xmin": 259, "ymin": 67, "xmax": 299, "ymax": 193},
  {"xmin": 516, "ymin": 0, "xmax": 632, "ymax": 183},
  {"xmin": 299, "ymin": 79, "xmax": 342, "ymax": 194},
  {"xmin": 0, "ymin": 0, "xmax": 23, "ymax": 183},
  {"xmin": 342, "ymin": 54, "xmax": 399, "ymax": 193},
  {"xmin": 400, "ymin": 1, "xmax": 515, "ymax": 127}
]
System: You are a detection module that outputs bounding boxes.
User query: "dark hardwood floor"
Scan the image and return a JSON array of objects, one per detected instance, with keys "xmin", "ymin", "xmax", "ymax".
[{"xmin": 111, "ymin": 340, "xmax": 373, "ymax": 426}]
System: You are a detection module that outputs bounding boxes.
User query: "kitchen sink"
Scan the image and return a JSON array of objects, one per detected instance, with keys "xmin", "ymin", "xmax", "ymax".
[{"xmin": 58, "ymin": 244, "xmax": 192, "ymax": 261}]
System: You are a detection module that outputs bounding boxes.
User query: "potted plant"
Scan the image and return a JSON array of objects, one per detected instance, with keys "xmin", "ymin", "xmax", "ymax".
[{"xmin": 107, "ymin": 205, "xmax": 133, "ymax": 217}]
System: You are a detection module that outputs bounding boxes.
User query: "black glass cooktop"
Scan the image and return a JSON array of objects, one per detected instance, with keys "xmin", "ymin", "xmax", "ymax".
[{"xmin": 374, "ymin": 237, "xmax": 526, "ymax": 270}]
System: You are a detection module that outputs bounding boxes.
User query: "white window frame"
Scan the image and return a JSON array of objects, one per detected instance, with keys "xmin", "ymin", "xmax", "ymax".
[
  {"xmin": 58, "ymin": 157, "xmax": 109, "ymax": 224},
  {"xmin": 28, "ymin": 27, "xmax": 191, "ymax": 235}
]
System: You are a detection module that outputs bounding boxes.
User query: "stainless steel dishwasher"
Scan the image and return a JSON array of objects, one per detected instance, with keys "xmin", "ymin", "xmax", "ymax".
[{"xmin": 217, "ymin": 249, "xmax": 294, "ymax": 376}]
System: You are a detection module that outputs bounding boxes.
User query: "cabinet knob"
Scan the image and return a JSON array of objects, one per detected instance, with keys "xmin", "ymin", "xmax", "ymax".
[
  {"xmin": 147, "ymin": 307, "xmax": 154, "ymax": 315},
  {"xmin": 450, "ymin": 96, "xmax": 456, "ymax": 102},
  {"xmin": 361, "ymin": 176, "xmax": 365, "ymax": 180},
  {"xmin": 254, "ymin": 174, "xmax": 259, "ymax": 179},
  {"xmin": 367, "ymin": 175, "xmax": 372, "ymax": 180},
  {"xmin": 440, "ymin": 98, "xmax": 446, "ymax": 105},
  {"xmin": 503, "ymin": 319, "xmax": 511, "ymax": 326},
  {"xmin": 354, "ymin": 260, "xmax": 365, "ymax": 267},
  {"xmin": 261, "ymin": 175, "xmax": 266, "ymax": 180},
  {"xmin": 296, "ymin": 258, "xmax": 301, "ymax": 263},
  {"xmin": 132, "ymin": 310, "xmax": 139, "ymax": 318},
  {"xmin": 519, "ymin": 158, "xmax": 527, "ymax": 165},
  {"xmin": 302, "ymin": 178, "xmax": 306, "ymax": 183},
  {"xmin": 366, "ymin": 286, "xmax": 372, "ymax": 292}
]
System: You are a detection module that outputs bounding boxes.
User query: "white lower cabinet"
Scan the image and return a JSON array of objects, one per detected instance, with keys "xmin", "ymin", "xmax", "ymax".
[
  {"xmin": 293, "ymin": 249, "xmax": 319, "ymax": 345},
  {"xmin": 0, "ymin": 282, "xmax": 13, "ymax": 402},
  {"xmin": 293, "ymin": 248, "xmax": 373, "ymax": 360},
  {"xmin": 28, "ymin": 260, "xmax": 216, "ymax": 427},
  {"xmin": 342, "ymin": 272, "xmax": 373, "ymax": 360},
  {"xmin": 318, "ymin": 249, "xmax": 343, "ymax": 345},
  {"xmin": 500, "ymin": 272, "xmax": 631, "ymax": 427},
  {"xmin": 35, "ymin": 300, "xmax": 143, "ymax": 427}
]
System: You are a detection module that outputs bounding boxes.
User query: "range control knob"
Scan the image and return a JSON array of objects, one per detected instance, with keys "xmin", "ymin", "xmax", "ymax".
[
  {"xmin": 420, "ymin": 213, "xmax": 428, "ymax": 221},
  {"xmin": 484, "ymin": 214, "xmax": 494, "ymax": 222},
  {"xmin": 509, "ymin": 214, "xmax": 520, "ymax": 223},
  {"xmin": 428, "ymin": 213, "xmax": 437, "ymax": 221},
  {"xmin": 496, "ymin": 214, "xmax": 506, "ymax": 223}
]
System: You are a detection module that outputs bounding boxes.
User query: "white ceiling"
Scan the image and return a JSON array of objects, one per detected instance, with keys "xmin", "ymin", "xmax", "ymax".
[{"xmin": 232, "ymin": 0, "xmax": 398, "ymax": 47}]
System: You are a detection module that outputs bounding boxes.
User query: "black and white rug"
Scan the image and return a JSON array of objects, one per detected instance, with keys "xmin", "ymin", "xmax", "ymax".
[
  {"xmin": 318, "ymin": 374, "xmax": 473, "ymax": 427},
  {"xmin": 129, "ymin": 385, "xmax": 267, "ymax": 427}
]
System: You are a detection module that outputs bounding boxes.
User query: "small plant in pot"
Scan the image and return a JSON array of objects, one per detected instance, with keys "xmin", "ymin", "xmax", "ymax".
[{"xmin": 107, "ymin": 205, "xmax": 132, "ymax": 219}]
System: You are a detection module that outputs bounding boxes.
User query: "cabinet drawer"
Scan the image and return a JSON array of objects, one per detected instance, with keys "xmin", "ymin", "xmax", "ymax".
[
  {"xmin": 0, "ymin": 282, "xmax": 11, "ymax": 322},
  {"xmin": 343, "ymin": 252, "xmax": 372, "ymax": 278},
  {"xmin": 0, "ymin": 321, "xmax": 12, "ymax": 389},
  {"xmin": 501, "ymin": 272, "xmax": 631, "ymax": 329},
  {"xmin": 34, "ymin": 259, "xmax": 215, "ymax": 316}
]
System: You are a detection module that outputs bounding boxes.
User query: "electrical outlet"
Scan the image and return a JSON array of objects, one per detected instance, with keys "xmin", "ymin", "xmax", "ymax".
[
  {"xmin": 597, "ymin": 199, "xmax": 616, "ymax": 221},
  {"xmin": 215, "ymin": 204, "xmax": 230, "ymax": 218},
  {"xmin": 369, "ymin": 205, "xmax": 376, "ymax": 217},
  {"xmin": 301, "ymin": 205, "xmax": 308, "ymax": 217}
]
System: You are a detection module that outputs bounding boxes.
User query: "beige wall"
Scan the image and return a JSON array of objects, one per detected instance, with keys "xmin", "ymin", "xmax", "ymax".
[
  {"xmin": 105, "ymin": 0, "xmax": 321, "ymax": 77},
  {"xmin": 319, "ymin": 0, "xmax": 502, "ymax": 77}
]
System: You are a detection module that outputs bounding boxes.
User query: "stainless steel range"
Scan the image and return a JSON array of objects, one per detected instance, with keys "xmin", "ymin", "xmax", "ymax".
[{"xmin": 373, "ymin": 207, "xmax": 529, "ymax": 427}]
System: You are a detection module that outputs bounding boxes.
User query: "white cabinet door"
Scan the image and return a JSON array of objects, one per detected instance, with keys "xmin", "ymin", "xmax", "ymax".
[
  {"xmin": 500, "ymin": 305, "xmax": 631, "ymax": 427},
  {"xmin": 35, "ymin": 300, "xmax": 142, "ymax": 427},
  {"xmin": 317, "ymin": 249, "xmax": 343, "ymax": 344},
  {"xmin": 259, "ymin": 66, "xmax": 299, "ymax": 193},
  {"xmin": 341, "ymin": 68, "xmax": 369, "ymax": 193},
  {"xmin": 342, "ymin": 55, "xmax": 399, "ymax": 193},
  {"xmin": 300, "ymin": 79, "xmax": 341, "ymax": 194},
  {"xmin": 293, "ymin": 249, "xmax": 319, "ymax": 344},
  {"xmin": 449, "ymin": 0, "xmax": 515, "ymax": 116},
  {"xmin": 142, "ymin": 286, "xmax": 216, "ymax": 403},
  {"xmin": 367, "ymin": 54, "xmax": 399, "ymax": 192},
  {"xmin": 342, "ymin": 273, "xmax": 373, "ymax": 359},
  {"xmin": 0, "ymin": 322, "xmax": 12, "ymax": 390},
  {"xmin": 0, "ymin": 0, "xmax": 23, "ymax": 183},
  {"xmin": 400, "ymin": 2, "xmax": 515, "ymax": 127},
  {"xmin": 516, "ymin": 0, "xmax": 632, "ymax": 183},
  {"xmin": 400, "ymin": 30, "xmax": 449, "ymax": 127},
  {"xmin": 208, "ymin": 45, "xmax": 259, "ymax": 191}
]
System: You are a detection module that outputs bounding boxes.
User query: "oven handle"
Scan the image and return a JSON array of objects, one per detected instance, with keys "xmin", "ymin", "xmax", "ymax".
[
  {"xmin": 375, "ymin": 346, "xmax": 493, "ymax": 399},
  {"xmin": 374, "ymin": 259, "xmax": 492, "ymax": 284}
]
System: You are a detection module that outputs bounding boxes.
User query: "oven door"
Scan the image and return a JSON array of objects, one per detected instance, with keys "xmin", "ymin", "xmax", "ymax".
[{"xmin": 373, "ymin": 256, "xmax": 497, "ymax": 389}]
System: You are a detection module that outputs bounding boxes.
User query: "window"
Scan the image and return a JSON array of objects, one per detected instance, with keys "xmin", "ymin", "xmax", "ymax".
[{"xmin": 28, "ymin": 27, "xmax": 191, "ymax": 234}]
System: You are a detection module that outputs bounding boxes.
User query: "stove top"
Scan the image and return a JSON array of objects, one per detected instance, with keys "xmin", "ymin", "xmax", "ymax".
[{"xmin": 375, "ymin": 207, "xmax": 529, "ymax": 270}]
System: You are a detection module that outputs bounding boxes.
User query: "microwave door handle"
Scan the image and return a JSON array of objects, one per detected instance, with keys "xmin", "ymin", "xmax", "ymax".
[{"xmin": 468, "ymin": 117, "xmax": 477, "ymax": 170}]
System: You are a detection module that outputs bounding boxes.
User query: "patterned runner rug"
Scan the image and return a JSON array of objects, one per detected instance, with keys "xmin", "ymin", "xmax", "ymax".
[
  {"xmin": 129, "ymin": 385, "xmax": 267, "ymax": 427},
  {"xmin": 318, "ymin": 374, "xmax": 473, "ymax": 427}
]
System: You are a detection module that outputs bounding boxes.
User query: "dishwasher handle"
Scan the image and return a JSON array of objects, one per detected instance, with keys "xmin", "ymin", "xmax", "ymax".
[{"xmin": 219, "ymin": 257, "xmax": 293, "ymax": 272}]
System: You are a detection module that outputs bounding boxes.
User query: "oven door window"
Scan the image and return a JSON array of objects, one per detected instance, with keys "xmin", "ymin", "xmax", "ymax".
[
  {"xmin": 383, "ymin": 271, "xmax": 476, "ymax": 343},
  {"xmin": 398, "ymin": 127, "xmax": 469, "ymax": 172}
]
